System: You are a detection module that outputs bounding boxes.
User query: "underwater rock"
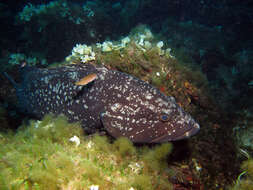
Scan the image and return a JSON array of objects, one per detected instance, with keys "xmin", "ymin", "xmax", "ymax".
[{"xmin": 6, "ymin": 63, "xmax": 200, "ymax": 143}]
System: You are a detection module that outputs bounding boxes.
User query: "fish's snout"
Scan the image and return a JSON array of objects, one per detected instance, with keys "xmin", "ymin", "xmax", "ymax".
[
  {"xmin": 185, "ymin": 123, "xmax": 200, "ymax": 137},
  {"xmin": 175, "ymin": 122, "xmax": 200, "ymax": 141}
]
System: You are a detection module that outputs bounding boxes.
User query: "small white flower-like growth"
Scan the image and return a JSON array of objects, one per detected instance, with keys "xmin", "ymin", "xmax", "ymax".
[{"xmin": 69, "ymin": 135, "xmax": 80, "ymax": 147}]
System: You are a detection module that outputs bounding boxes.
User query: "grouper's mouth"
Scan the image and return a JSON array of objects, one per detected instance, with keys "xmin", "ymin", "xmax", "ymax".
[
  {"xmin": 172, "ymin": 123, "xmax": 200, "ymax": 141},
  {"xmin": 150, "ymin": 123, "xmax": 200, "ymax": 143}
]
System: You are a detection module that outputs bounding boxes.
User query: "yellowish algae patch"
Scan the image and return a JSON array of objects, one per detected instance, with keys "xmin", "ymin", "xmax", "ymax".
[
  {"xmin": 0, "ymin": 114, "xmax": 173, "ymax": 190},
  {"xmin": 229, "ymin": 157, "xmax": 253, "ymax": 190}
]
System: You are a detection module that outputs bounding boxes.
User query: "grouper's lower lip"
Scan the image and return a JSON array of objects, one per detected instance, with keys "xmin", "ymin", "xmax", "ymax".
[{"xmin": 151, "ymin": 124, "xmax": 200, "ymax": 143}]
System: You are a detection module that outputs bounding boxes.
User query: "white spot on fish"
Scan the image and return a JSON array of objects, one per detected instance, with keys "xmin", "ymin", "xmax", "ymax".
[
  {"xmin": 117, "ymin": 116, "xmax": 123, "ymax": 120},
  {"xmin": 111, "ymin": 103, "xmax": 122, "ymax": 112},
  {"xmin": 43, "ymin": 76, "xmax": 50, "ymax": 84},
  {"xmin": 68, "ymin": 110, "xmax": 74, "ymax": 115},
  {"xmin": 68, "ymin": 72, "xmax": 78, "ymax": 80},
  {"xmin": 149, "ymin": 104, "xmax": 156, "ymax": 111},
  {"xmin": 145, "ymin": 93, "xmax": 153, "ymax": 100}
]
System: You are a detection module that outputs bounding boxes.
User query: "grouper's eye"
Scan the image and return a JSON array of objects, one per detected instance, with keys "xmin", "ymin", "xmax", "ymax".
[{"xmin": 159, "ymin": 114, "xmax": 169, "ymax": 122}]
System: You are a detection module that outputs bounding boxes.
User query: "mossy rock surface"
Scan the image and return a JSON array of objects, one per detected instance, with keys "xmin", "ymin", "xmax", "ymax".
[{"xmin": 0, "ymin": 114, "xmax": 173, "ymax": 190}]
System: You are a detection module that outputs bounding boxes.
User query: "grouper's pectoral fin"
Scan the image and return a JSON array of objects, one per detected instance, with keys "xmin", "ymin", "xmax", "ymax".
[
  {"xmin": 75, "ymin": 73, "xmax": 97, "ymax": 86},
  {"xmin": 100, "ymin": 103, "xmax": 159, "ymax": 143},
  {"xmin": 101, "ymin": 112, "xmax": 154, "ymax": 143}
]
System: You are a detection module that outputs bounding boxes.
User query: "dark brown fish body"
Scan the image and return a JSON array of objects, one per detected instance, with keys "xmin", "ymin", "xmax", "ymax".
[{"xmin": 13, "ymin": 63, "xmax": 200, "ymax": 143}]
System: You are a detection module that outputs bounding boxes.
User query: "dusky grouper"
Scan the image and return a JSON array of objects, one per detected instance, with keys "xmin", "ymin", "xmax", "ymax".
[{"xmin": 6, "ymin": 63, "xmax": 200, "ymax": 143}]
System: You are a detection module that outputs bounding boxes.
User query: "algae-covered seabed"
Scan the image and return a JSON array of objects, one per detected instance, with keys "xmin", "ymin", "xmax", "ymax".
[{"xmin": 0, "ymin": 39, "xmax": 241, "ymax": 190}]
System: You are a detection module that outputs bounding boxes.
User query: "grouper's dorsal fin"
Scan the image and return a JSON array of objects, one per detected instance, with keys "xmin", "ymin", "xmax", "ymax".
[{"xmin": 75, "ymin": 73, "xmax": 97, "ymax": 86}]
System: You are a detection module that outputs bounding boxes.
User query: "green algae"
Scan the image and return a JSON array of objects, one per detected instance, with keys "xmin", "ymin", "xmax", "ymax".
[
  {"xmin": 132, "ymin": 175, "xmax": 153, "ymax": 190},
  {"xmin": 229, "ymin": 157, "xmax": 253, "ymax": 190},
  {"xmin": 242, "ymin": 159, "xmax": 253, "ymax": 178},
  {"xmin": 142, "ymin": 143, "xmax": 173, "ymax": 172},
  {"xmin": 0, "ymin": 114, "xmax": 173, "ymax": 190},
  {"xmin": 113, "ymin": 137, "xmax": 136, "ymax": 157}
]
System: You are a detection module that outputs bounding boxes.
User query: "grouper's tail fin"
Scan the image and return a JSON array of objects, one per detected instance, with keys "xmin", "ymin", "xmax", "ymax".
[
  {"xmin": 3, "ymin": 72, "xmax": 30, "ymax": 114},
  {"xmin": 3, "ymin": 72, "xmax": 19, "ymax": 89}
]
